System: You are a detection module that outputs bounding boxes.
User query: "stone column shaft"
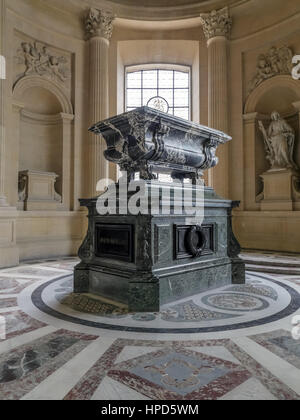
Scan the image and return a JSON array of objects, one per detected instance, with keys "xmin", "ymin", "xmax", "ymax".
[
  {"xmin": 200, "ymin": 7, "xmax": 232, "ymax": 198},
  {"xmin": 84, "ymin": 8, "xmax": 114, "ymax": 197},
  {"xmin": 61, "ymin": 113, "xmax": 74, "ymax": 210},
  {"xmin": 207, "ymin": 36, "xmax": 229, "ymax": 195},
  {"xmin": 89, "ymin": 36, "xmax": 109, "ymax": 195}
]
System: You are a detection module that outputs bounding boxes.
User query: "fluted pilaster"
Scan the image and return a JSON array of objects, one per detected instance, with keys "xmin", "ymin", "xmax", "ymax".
[
  {"xmin": 200, "ymin": 7, "xmax": 232, "ymax": 197},
  {"xmin": 84, "ymin": 9, "xmax": 114, "ymax": 196}
]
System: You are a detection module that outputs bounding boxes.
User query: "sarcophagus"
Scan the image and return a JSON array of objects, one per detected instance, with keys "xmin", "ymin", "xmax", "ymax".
[
  {"xmin": 75, "ymin": 107, "xmax": 245, "ymax": 312},
  {"xmin": 89, "ymin": 106, "xmax": 231, "ymax": 182}
]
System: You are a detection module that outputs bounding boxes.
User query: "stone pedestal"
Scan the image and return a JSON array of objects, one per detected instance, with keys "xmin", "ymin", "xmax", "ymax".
[
  {"xmin": 74, "ymin": 185, "xmax": 245, "ymax": 312},
  {"xmin": 74, "ymin": 107, "xmax": 245, "ymax": 312},
  {"xmin": 260, "ymin": 168, "xmax": 300, "ymax": 211},
  {"xmin": 18, "ymin": 170, "xmax": 61, "ymax": 211},
  {"xmin": 0, "ymin": 207, "xmax": 19, "ymax": 268}
]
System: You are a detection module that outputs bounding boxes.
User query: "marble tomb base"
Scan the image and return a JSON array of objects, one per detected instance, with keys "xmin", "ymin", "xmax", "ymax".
[{"xmin": 74, "ymin": 184, "xmax": 245, "ymax": 312}]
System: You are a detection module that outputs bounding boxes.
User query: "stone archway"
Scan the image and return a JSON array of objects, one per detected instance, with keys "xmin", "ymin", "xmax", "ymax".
[{"xmin": 245, "ymin": 75, "xmax": 300, "ymax": 114}]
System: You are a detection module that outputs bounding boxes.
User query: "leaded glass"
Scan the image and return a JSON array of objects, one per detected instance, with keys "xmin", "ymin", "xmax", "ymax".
[{"xmin": 126, "ymin": 67, "xmax": 190, "ymax": 120}]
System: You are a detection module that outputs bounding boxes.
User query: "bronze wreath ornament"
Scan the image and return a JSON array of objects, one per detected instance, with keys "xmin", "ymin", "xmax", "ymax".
[{"xmin": 186, "ymin": 225, "xmax": 207, "ymax": 257}]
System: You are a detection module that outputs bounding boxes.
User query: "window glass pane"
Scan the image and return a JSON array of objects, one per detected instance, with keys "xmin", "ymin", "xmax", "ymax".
[
  {"xmin": 143, "ymin": 89, "xmax": 158, "ymax": 106},
  {"xmin": 143, "ymin": 70, "xmax": 157, "ymax": 89},
  {"xmin": 173, "ymin": 108, "xmax": 189, "ymax": 120},
  {"xmin": 158, "ymin": 89, "xmax": 173, "ymax": 108},
  {"xmin": 174, "ymin": 89, "xmax": 189, "ymax": 107},
  {"xmin": 158, "ymin": 70, "xmax": 173, "ymax": 89},
  {"xmin": 127, "ymin": 89, "xmax": 142, "ymax": 107},
  {"xmin": 126, "ymin": 68, "xmax": 190, "ymax": 120},
  {"xmin": 174, "ymin": 71, "xmax": 189, "ymax": 88},
  {"xmin": 127, "ymin": 71, "xmax": 141, "ymax": 88}
]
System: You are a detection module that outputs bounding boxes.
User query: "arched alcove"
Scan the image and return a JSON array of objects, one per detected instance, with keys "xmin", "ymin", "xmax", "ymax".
[
  {"xmin": 245, "ymin": 75, "xmax": 300, "ymax": 114},
  {"xmin": 18, "ymin": 87, "xmax": 63, "ymax": 196},
  {"xmin": 13, "ymin": 76, "xmax": 74, "ymax": 210},
  {"xmin": 13, "ymin": 76, "xmax": 73, "ymax": 114},
  {"xmin": 243, "ymin": 75, "xmax": 300, "ymax": 210},
  {"xmin": 21, "ymin": 86, "xmax": 63, "ymax": 115}
]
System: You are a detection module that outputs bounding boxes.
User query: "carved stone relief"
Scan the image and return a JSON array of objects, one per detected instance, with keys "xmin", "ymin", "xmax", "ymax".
[
  {"xmin": 248, "ymin": 46, "xmax": 293, "ymax": 94},
  {"xmin": 14, "ymin": 40, "xmax": 70, "ymax": 87}
]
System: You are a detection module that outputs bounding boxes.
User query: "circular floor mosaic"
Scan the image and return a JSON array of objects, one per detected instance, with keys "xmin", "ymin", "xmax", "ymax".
[{"xmin": 20, "ymin": 272, "xmax": 300, "ymax": 334}]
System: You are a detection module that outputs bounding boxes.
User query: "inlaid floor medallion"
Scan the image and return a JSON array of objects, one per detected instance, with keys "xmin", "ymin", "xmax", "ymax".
[{"xmin": 17, "ymin": 271, "xmax": 300, "ymax": 334}]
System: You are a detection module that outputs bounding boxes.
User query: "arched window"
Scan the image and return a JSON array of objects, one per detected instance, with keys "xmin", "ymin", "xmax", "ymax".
[{"xmin": 126, "ymin": 64, "xmax": 191, "ymax": 120}]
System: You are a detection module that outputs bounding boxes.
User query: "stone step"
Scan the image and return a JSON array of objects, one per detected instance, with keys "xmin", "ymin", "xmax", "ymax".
[
  {"xmin": 240, "ymin": 253, "xmax": 300, "ymax": 269},
  {"xmin": 242, "ymin": 258, "xmax": 300, "ymax": 269},
  {"xmin": 245, "ymin": 263, "xmax": 300, "ymax": 275}
]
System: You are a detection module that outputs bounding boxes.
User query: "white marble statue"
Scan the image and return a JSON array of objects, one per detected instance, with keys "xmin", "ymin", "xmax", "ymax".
[{"xmin": 258, "ymin": 111, "xmax": 298, "ymax": 170}]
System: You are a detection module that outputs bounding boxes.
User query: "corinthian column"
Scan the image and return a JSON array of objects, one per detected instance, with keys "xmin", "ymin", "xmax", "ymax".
[
  {"xmin": 200, "ymin": 7, "xmax": 232, "ymax": 198},
  {"xmin": 84, "ymin": 9, "xmax": 114, "ymax": 197}
]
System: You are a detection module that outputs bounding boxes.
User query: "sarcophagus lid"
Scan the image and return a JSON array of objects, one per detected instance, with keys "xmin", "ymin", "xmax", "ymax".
[{"xmin": 89, "ymin": 106, "xmax": 231, "ymax": 181}]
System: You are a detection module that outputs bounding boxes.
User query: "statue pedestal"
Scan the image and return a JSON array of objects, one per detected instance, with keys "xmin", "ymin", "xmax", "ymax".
[
  {"xmin": 260, "ymin": 168, "xmax": 300, "ymax": 211},
  {"xmin": 18, "ymin": 170, "xmax": 62, "ymax": 211}
]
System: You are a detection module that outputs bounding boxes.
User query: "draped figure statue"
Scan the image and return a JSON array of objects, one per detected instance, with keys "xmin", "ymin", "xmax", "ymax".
[{"xmin": 258, "ymin": 111, "xmax": 298, "ymax": 170}]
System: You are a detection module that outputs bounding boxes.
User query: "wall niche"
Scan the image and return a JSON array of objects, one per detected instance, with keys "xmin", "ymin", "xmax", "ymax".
[
  {"xmin": 243, "ymin": 75, "xmax": 300, "ymax": 211},
  {"xmin": 19, "ymin": 86, "xmax": 63, "ymax": 198},
  {"xmin": 13, "ymin": 76, "xmax": 74, "ymax": 211}
]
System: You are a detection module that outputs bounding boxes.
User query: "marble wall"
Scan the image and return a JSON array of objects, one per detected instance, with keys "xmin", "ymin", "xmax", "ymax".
[{"xmin": 1, "ymin": 0, "xmax": 300, "ymax": 267}]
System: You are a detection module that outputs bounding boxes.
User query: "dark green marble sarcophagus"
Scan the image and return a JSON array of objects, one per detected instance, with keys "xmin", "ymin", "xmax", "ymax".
[{"xmin": 74, "ymin": 107, "xmax": 245, "ymax": 312}]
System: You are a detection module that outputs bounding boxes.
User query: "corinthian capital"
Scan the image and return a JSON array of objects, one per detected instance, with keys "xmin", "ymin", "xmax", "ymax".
[
  {"xmin": 84, "ymin": 8, "xmax": 114, "ymax": 40},
  {"xmin": 200, "ymin": 7, "xmax": 232, "ymax": 40}
]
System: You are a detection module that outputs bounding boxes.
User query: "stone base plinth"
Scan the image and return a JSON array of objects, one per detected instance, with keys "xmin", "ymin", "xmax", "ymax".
[
  {"xmin": 74, "ymin": 185, "xmax": 245, "ymax": 312},
  {"xmin": 233, "ymin": 210, "xmax": 300, "ymax": 253},
  {"xmin": 260, "ymin": 168, "xmax": 300, "ymax": 211},
  {"xmin": 18, "ymin": 170, "xmax": 61, "ymax": 211},
  {"xmin": 0, "ymin": 208, "xmax": 19, "ymax": 268}
]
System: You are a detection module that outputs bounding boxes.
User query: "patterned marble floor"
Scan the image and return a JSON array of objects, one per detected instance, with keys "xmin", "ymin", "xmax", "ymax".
[{"xmin": 0, "ymin": 257, "xmax": 300, "ymax": 400}]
